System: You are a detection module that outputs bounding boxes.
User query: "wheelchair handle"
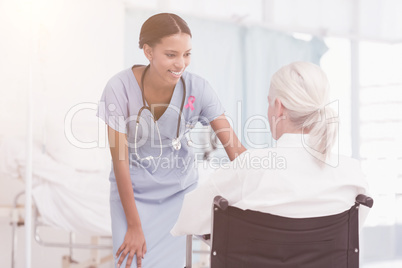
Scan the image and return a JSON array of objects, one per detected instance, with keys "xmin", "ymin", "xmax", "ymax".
[
  {"xmin": 355, "ymin": 194, "xmax": 374, "ymax": 208},
  {"xmin": 214, "ymin": 196, "xmax": 229, "ymax": 210}
]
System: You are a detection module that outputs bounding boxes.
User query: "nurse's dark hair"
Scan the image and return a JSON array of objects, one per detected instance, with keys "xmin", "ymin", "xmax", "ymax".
[{"xmin": 139, "ymin": 13, "xmax": 192, "ymax": 49}]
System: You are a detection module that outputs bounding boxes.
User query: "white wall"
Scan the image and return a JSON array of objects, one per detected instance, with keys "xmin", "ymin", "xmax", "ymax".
[
  {"xmin": 0, "ymin": 0, "xmax": 125, "ymax": 267},
  {"xmin": 0, "ymin": 0, "xmax": 125, "ymax": 139}
]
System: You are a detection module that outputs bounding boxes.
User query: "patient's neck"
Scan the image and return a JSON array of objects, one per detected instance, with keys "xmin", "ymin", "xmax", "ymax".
[{"xmin": 273, "ymin": 122, "xmax": 308, "ymax": 140}]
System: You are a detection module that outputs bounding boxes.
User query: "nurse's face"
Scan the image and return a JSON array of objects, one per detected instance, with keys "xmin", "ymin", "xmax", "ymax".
[{"xmin": 145, "ymin": 33, "xmax": 192, "ymax": 86}]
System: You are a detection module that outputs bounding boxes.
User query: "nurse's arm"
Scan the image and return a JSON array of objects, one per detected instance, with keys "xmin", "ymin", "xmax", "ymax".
[
  {"xmin": 210, "ymin": 113, "xmax": 247, "ymax": 161},
  {"xmin": 108, "ymin": 126, "xmax": 146, "ymax": 267}
]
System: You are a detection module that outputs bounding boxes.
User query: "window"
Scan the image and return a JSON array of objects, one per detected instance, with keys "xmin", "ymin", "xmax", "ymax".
[{"xmin": 359, "ymin": 41, "xmax": 402, "ymax": 226}]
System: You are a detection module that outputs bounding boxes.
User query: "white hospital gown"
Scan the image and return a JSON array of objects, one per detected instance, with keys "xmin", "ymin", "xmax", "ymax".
[
  {"xmin": 97, "ymin": 66, "xmax": 224, "ymax": 267},
  {"xmin": 171, "ymin": 134, "xmax": 370, "ymax": 236}
]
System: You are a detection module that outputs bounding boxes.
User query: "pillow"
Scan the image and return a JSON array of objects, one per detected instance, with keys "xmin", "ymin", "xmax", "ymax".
[{"xmin": 45, "ymin": 108, "xmax": 111, "ymax": 172}]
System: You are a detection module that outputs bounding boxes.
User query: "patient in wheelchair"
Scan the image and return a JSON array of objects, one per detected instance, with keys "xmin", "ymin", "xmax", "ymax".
[{"xmin": 171, "ymin": 61, "xmax": 369, "ymax": 236}]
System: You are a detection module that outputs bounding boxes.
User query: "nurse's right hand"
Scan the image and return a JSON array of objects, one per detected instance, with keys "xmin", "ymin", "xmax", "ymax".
[{"xmin": 116, "ymin": 226, "xmax": 147, "ymax": 268}]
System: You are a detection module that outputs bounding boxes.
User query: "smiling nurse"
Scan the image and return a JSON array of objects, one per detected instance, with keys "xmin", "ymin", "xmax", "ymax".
[{"xmin": 97, "ymin": 13, "xmax": 246, "ymax": 268}]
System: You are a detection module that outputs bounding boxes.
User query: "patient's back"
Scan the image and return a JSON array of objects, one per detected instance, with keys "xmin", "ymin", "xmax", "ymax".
[{"xmin": 232, "ymin": 134, "xmax": 368, "ymax": 220}]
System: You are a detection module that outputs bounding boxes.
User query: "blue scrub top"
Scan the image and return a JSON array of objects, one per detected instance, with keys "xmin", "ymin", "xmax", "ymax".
[
  {"xmin": 97, "ymin": 66, "xmax": 225, "ymax": 202},
  {"xmin": 98, "ymin": 66, "xmax": 225, "ymax": 267}
]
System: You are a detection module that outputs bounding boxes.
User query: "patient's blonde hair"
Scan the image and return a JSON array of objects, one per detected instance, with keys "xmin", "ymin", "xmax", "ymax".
[{"xmin": 269, "ymin": 61, "xmax": 338, "ymax": 164}]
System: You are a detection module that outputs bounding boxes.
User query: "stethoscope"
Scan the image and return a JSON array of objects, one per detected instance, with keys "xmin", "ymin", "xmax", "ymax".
[{"xmin": 134, "ymin": 65, "xmax": 189, "ymax": 161}]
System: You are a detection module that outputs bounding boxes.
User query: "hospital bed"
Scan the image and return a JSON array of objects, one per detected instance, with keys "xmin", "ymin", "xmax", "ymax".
[
  {"xmin": 0, "ymin": 119, "xmax": 220, "ymax": 268},
  {"xmin": 0, "ymin": 135, "xmax": 114, "ymax": 268}
]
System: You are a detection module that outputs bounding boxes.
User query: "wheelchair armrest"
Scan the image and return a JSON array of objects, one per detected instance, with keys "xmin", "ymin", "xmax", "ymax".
[
  {"xmin": 214, "ymin": 196, "xmax": 229, "ymax": 210},
  {"xmin": 355, "ymin": 194, "xmax": 374, "ymax": 208},
  {"xmin": 193, "ymin": 234, "xmax": 211, "ymax": 247},
  {"xmin": 202, "ymin": 234, "xmax": 210, "ymax": 241}
]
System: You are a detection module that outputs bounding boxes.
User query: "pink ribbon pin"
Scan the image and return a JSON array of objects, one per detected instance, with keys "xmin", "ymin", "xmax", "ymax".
[{"xmin": 185, "ymin": 96, "xmax": 195, "ymax": 111}]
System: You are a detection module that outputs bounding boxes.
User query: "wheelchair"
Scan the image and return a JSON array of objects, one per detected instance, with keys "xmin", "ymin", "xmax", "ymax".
[{"xmin": 185, "ymin": 194, "xmax": 373, "ymax": 268}]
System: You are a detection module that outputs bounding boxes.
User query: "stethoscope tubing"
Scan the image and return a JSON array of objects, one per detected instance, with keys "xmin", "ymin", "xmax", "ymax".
[{"xmin": 134, "ymin": 65, "xmax": 187, "ymax": 160}]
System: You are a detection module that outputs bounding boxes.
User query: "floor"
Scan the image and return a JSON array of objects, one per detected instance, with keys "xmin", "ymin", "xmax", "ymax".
[{"xmin": 362, "ymin": 260, "xmax": 402, "ymax": 268}]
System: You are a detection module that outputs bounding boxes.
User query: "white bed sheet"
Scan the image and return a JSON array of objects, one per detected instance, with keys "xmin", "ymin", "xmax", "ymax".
[{"xmin": 0, "ymin": 137, "xmax": 112, "ymax": 236}]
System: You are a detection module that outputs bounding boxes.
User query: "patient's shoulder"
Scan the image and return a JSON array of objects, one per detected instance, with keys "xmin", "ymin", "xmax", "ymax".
[
  {"xmin": 229, "ymin": 148, "xmax": 288, "ymax": 171},
  {"xmin": 246, "ymin": 147, "xmax": 288, "ymax": 158}
]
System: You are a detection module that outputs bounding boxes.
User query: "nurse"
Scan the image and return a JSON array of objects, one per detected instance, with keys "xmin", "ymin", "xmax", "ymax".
[{"xmin": 97, "ymin": 13, "xmax": 246, "ymax": 268}]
